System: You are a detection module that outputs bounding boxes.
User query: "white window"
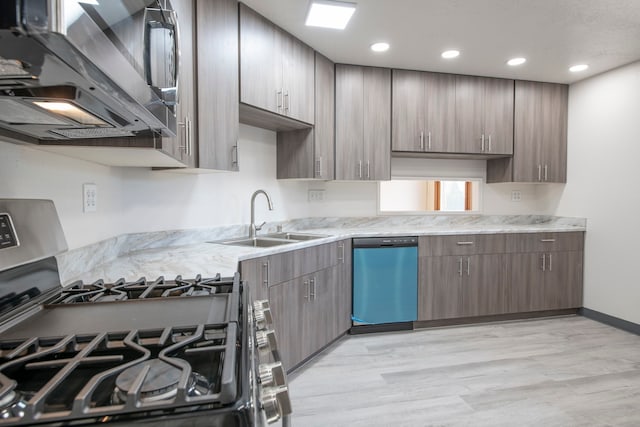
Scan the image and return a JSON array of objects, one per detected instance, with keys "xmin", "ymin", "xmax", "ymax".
[{"xmin": 378, "ymin": 179, "xmax": 481, "ymax": 214}]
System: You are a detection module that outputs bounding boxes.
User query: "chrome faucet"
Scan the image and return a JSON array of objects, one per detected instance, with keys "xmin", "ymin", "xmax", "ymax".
[{"xmin": 249, "ymin": 189, "xmax": 274, "ymax": 238}]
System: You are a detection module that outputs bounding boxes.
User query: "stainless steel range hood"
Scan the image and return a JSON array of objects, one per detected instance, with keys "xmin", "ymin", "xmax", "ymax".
[{"xmin": 0, "ymin": 0, "xmax": 179, "ymax": 141}]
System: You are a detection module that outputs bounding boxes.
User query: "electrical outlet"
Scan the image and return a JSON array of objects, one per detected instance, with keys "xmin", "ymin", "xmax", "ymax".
[
  {"xmin": 83, "ymin": 183, "xmax": 97, "ymax": 212},
  {"xmin": 308, "ymin": 189, "xmax": 325, "ymax": 202},
  {"xmin": 511, "ymin": 190, "xmax": 522, "ymax": 202}
]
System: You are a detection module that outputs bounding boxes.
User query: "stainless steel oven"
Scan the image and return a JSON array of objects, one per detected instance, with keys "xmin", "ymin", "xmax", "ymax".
[{"xmin": 0, "ymin": 199, "xmax": 292, "ymax": 426}]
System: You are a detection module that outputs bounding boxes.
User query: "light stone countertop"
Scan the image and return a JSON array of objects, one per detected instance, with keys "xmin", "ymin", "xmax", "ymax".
[{"xmin": 57, "ymin": 215, "xmax": 586, "ymax": 285}]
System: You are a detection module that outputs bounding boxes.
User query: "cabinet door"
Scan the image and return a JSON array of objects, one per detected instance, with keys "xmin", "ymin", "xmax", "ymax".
[
  {"xmin": 313, "ymin": 53, "xmax": 335, "ymax": 179},
  {"xmin": 543, "ymin": 251, "xmax": 583, "ymax": 309},
  {"xmin": 268, "ymin": 279, "xmax": 305, "ymax": 371},
  {"xmin": 541, "ymin": 83, "xmax": 568, "ymax": 182},
  {"xmin": 418, "ymin": 256, "xmax": 463, "ymax": 320},
  {"xmin": 483, "ymin": 78, "xmax": 514, "ymax": 155},
  {"xmin": 304, "ymin": 267, "xmax": 338, "ymax": 356},
  {"xmin": 335, "ymin": 64, "xmax": 364, "ymax": 180},
  {"xmin": 508, "ymin": 253, "xmax": 545, "ymax": 312},
  {"xmin": 197, "ymin": 0, "xmax": 239, "ymax": 170},
  {"xmin": 462, "ymin": 254, "xmax": 507, "ymax": 317},
  {"xmin": 284, "ymin": 35, "xmax": 314, "ymax": 124},
  {"xmin": 512, "ymin": 80, "xmax": 545, "ymax": 181},
  {"xmin": 455, "ymin": 75, "xmax": 484, "ymax": 154},
  {"xmin": 425, "ymin": 72, "xmax": 456, "ymax": 153},
  {"xmin": 240, "ymin": 257, "xmax": 268, "ymax": 302},
  {"xmin": 363, "ymin": 67, "xmax": 391, "ymax": 180},
  {"xmin": 239, "ymin": 4, "xmax": 280, "ymax": 114},
  {"xmin": 392, "ymin": 69, "xmax": 425, "ymax": 152},
  {"xmin": 336, "ymin": 239, "xmax": 352, "ymax": 335}
]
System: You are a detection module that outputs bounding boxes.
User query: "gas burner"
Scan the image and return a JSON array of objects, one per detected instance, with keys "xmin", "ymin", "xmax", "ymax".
[
  {"xmin": 49, "ymin": 274, "xmax": 238, "ymax": 305},
  {"xmin": 0, "ymin": 391, "xmax": 31, "ymax": 420},
  {"xmin": 112, "ymin": 359, "xmax": 211, "ymax": 404}
]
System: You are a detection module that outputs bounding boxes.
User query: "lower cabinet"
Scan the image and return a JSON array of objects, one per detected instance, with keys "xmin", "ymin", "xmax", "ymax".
[
  {"xmin": 419, "ymin": 232, "xmax": 584, "ymax": 321},
  {"xmin": 240, "ymin": 239, "xmax": 352, "ymax": 372},
  {"xmin": 509, "ymin": 250, "xmax": 583, "ymax": 312}
]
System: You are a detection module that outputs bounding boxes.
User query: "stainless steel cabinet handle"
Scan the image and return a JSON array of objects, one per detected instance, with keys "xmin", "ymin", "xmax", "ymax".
[
  {"xmin": 420, "ymin": 131, "xmax": 425, "ymax": 151},
  {"xmin": 358, "ymin": 161, "xmax": 362, "ymax": 179},
  {"xmin": 456, "ymin": 241, "xmax": 474, "ymax": 246},
  {"xmin": 488, "ymin": 135, "xmax": 492, "ymax": 152},
  {"xmin": 315, "ymin": 157, "xmax": 322, "ymax": 178},
  {"xmin": 284, "ymin": 91, "xmax": 290, "ymax": 113},
  {"xmin": 178, "ymin": 120, "xmax": 188, "ymax": 153},
  {"xmin": 337, "ymin": 242, "xmax": 345, "ymax": 262},
  {"xmin": 304, "ymin": 280, "xmax": 309, "ymax": 301},
  {"xmin": 310, "ymin": 277, "xmax": 316, "ymax": 301},
  {"xmin": 481, "ymin": 134, "xmax": 485, "ymax": 152},
  {"xmin": 366, "ymin": 161, "xmax": 371, "ymax": 179},
  {"xmin": 538, "ymin": 164, "xmax": 542, "ymax": 181},
  {"xmin": 427, "ymin": 131, "xmax": 432, "ymax": 150},
  {"xmin": 548, "ymin": 254, "xmax": 553, "ymax": 272},
  {"xmin": 540, "ymin": 239, "xmax": 556, "ymax": 243},
  {"xmin": 262, "ymin": 261, "xmax": 269, "ymax": 287},
  {"xmin": 188, "ymin": 117, "xmax": 194, "ymax": 157},
  {"xmin": 466, "ymin": 257, "xmax": 470, "ymax": 276},
  {"xmin": 458, "ymin": 257, "xmax": 463, "ymax": 277},
  {"xmin": 231, "ymin": 144, "xmax": 239, "ymax": 167},
  {"xmin": 541, "ymin": 254, "xmax": 546, "ymax": 272},
  {"xmin": 276, "ymin": 90, "xmax": 283, "ymax": 112},
  {"xmin": 544, "ymin": 165, "xmax": 548, "ymax": 181}
]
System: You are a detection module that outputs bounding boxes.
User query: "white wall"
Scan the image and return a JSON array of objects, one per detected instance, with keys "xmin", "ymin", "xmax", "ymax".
[
  {"xmin": 0, "ymin": 125, "xmax": 309, "ymax": 249},
  {"xmin": 548, "ymin": 61, "xmax": 640, "ymax": 324}
]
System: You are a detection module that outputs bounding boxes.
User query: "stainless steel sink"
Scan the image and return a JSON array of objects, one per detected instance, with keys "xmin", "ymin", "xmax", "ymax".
[
  {"xmin": 214, "ymin": 232, "xmax": 329, "ymax": 247},
  {"xmin": 262, "ymin": 232, "xmax": 329, "ymax": 241},
  {"xmin": 217, "ymin": 237, "xmax": 295, "ymax": 248}
]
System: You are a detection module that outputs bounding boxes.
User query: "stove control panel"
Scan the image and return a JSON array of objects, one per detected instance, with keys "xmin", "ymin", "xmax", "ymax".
[{"xmin": 0, "ymin": 214, "xmax": 18, "ymax": 250}]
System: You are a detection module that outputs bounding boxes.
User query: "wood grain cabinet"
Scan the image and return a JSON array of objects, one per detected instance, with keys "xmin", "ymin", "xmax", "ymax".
[
  {"xmin": 335, "ymin": 64, "xmax": 391, "ymax": 180},
  {"xmin": 276, "ymin": 52, "xmax": 335, "ymax": 179},
  {"xmin": 195, "ymin": 0, "xmax": 239, "ymax": 171},
  {"xmin": 506, "ymin": 232, "xmax": 583, "ymax": 312},
  {"xmin": 455, "ymin": 75, "xmax": 514, "ymax": 155},
  {"xmin": 239, "ymin": 4, "xmax": 314, "ymax": 125},
  {"xmin": 487, "ymin": 81, "xmax": 569, "ymax": 183},
  {"xmin": 239, "ymin": 240, "xmax": 350, "ymax": 372},
  {"xmin": 392, "ymin": 70, "xmax": 456, "ymax": 153},
  {"xmin": 418, "ymin": 234, "xmax": 508, "ymax": 320}
]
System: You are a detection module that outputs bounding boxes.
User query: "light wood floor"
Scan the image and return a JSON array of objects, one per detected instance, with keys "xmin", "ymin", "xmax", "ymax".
[{"xmin": 286, "ymin": 316, "xmax": 640, "ymax": 426}]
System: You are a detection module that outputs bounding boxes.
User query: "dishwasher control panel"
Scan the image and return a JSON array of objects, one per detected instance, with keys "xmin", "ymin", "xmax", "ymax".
[{"xmin": 352, "ymin": 236, "xmax": 418, "ymax": 248}]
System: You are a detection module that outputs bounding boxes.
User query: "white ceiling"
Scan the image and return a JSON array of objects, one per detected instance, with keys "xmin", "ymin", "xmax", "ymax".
[{"xmin": 240, "ymin": 0, "xmax": 640, "ymax": 84}]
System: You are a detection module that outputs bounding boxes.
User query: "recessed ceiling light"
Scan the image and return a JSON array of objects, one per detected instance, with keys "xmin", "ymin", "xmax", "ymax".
[
  {"xmin": 305, "ymin": 0, "xmax": 356, "ymax": 30},
  {"xmin": 370, "ymin": 42, "xmax": 390, "ymax": 52},
  {"xmin": 507, "ymin": 57, "xmax": 527, "ymax": 66},
  {"xmin": 441, "ymin": 50, "xmax": 460, "ymax": 59},
  {"xmin": 569, "ymin": 64, "xmax": 589, "ymax": 72}
]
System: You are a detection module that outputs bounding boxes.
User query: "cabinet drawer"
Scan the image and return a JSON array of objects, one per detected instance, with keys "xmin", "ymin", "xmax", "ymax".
[
  {"xmin": 506, "ymin": 231, "xmax": 584, "ymax": 253},
  {"xmin": 294, "ymin": 242, "xmax": 338, "ymax": 278},
  {"xmin": 419, "ymin": 234, "xmax": 506, "ymax": 256}
]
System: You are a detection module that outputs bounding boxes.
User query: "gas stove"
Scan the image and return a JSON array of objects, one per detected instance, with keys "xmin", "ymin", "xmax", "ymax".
[{"xmin": 0, "ymin": 199, "xmax": 291, "ymax": 426}]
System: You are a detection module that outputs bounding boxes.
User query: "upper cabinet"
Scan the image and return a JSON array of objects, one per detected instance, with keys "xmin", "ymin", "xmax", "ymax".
[
  {"xmin": 335, "ymin": 64, "xmax": 391, "ymax": 181},
  {"xmin": 277, "ymin": 52, "xmax": 335, "ymax": 179},
  {"xmin": 487, "ymin": 81, "xmax": 568, "ymax": 183},
  {"xmin": 392, "ymin": 70, "xmax": 456, "ymax": 153},
  {"xmin": 455, "ymin": 75, "xmax": 514, "ymax": 155},
  {"xmin": 195, "ymin": 0, "xmax": 240, "ymax": 171},
  {"xmin": 239, "ymin": 4, "xmax": 314, "ymax": 128}
]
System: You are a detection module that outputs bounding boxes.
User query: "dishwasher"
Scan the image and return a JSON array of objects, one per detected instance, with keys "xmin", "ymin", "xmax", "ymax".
[{"xmin": 351, "ymin": 236, "xmax": 418, "ymax": 333}]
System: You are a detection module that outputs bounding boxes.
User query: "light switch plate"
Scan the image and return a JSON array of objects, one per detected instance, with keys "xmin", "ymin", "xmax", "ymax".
[{"xmin": 83, "ymin": 183, "xmax": 97, "ymax": 212}]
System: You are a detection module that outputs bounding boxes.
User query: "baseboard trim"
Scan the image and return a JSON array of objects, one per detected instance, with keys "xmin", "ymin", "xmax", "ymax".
[
  {"xmin": 579, "ymin": 307, "xmax": 640, "ymax": 336},
  {"xmin": 349, "ymin": 321, "xmax": 414, "ymax": 335},
  {"xmin": 413, "ymin": 309, "xmax": 579, "ymax": 329}
]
